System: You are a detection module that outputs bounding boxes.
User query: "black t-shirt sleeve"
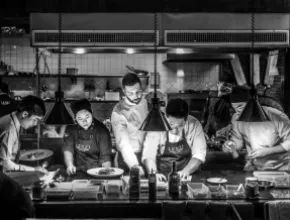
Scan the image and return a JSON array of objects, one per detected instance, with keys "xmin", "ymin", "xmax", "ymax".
[
  {"xmin": 96, "ymin": 122, "xmax": 112, "ymax": 164},
  {"xmin": 63, "ymin": 125, "xmax": 75, "ymax": 155}
]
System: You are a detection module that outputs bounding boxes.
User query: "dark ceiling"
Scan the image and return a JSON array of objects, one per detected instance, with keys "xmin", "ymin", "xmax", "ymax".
[{"xmin": 0, "ymin": 0, "xmax": 289, "ymax": 31}]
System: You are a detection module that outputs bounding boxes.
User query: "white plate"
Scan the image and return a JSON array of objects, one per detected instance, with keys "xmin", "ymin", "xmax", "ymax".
[
  {"xmin": 87, "ymin": 167, "xmax": 124, "ymax": 178},
  {"xmin": 207, "ymin": 177, "xmax": 228, "ymax": 184},
  {"xmin": 20, "ymin": 149, "xmax": 53, "ymax": 161}
]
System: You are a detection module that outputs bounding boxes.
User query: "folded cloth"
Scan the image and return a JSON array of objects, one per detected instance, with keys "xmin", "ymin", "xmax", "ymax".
[
  {"xmin": 267, "ymin": 201, "xmax": 290, "ymax": 220},
  {"xmin": 162, "ymin": 201, "xmax": 186, "ymax": 220},
  {"xmin": 208, "ymin": 202, "xmax": 229, "ymax": 220},
  {"xmin": 186, "ymin": 201, "xmax": 208, "ymax": 220},
  {"xmin": 229, "ymin": 202, "xmax": 253, "ymax": 220}
]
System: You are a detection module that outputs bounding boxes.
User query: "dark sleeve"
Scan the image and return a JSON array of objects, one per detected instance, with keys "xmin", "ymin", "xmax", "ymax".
[
  {"xmin": 0, "ymin": 173, "xmax": 35, "ymax": 218},
  {"xmin": 63, "ymin": 125, "xmax": 75, "ymax": 155},
  {"xmin": 97, "ymin": 123, "xmax": 112, "ymax": 164}
]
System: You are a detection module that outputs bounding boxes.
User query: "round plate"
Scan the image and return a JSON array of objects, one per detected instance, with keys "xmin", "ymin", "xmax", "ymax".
[
  {"xmin": 87, "ymin": 167, "xmax": 124, "ymax": 178},
  {"xmin": 207, "ymin": 177, "xmax": 228, "ymax": 184},
  {"xmin": 20, "ymin": 149, "xmax": 53, "ymax": 162}
]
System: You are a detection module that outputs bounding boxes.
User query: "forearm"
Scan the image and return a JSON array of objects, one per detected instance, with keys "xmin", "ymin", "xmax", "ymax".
[
  {"xmin": 268, "ymin": 145, "xmax": 287, "ymax": 155},
  {"xmin": 182, "ymin": 158, "xmax": 202, "ymax": 174},
  {"xmin": 143, "ymin": 159, "xmax": 157, "ymax": 173},
  {"xmin": 3, "ymin": 159, "xmax": 35, "ymax": 172},
  {"xmin": 63, "ymin": 151, "xmax": 74, "ymax": 167}
]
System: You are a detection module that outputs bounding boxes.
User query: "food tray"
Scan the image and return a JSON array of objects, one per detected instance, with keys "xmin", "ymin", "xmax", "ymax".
[
  {"xmin": 208, "ymin": 185, "xmax": 227, "ymax": 199},
  {"xmin": 226, "ymin": 184, "xmax": 245, "ymax": 199},
  {"xmin": 187, "ymin": 182, "xmax": 209, "ymax": 199}
]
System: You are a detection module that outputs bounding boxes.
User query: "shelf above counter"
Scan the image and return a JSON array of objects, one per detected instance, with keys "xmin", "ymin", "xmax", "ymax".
[
  {"xmin": 43, "ymin": 99, "xmax": 119, "ymax": 103},
  {"xmin": 1, "ymin": 74, "xmax": 149, "ymax": 79}
]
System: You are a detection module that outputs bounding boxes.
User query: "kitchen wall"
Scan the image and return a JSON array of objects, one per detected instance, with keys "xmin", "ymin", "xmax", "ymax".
[{"xmin": 1, "ymin": 35, "xmax": 286, "ymax": 120}]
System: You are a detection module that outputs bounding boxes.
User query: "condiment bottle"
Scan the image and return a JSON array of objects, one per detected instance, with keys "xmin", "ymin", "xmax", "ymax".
[
  {"xmin": 129, "ymin": 167, "xmax": 140, "ymax": 200},
  {"xmin": 32, "ymin": 180, "xmax": 45, "ymax": 200},
  {"xmin": 168, "ymin": 161, "xmax": 180, "ymax": 199},
  {"xmin": 148, "ymin": 169, "xmax": 157, "ymax": 201}
]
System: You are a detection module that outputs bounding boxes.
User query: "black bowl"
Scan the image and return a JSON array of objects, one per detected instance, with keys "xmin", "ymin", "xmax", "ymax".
[{"xmin": 258, "ymin": 180, "xmax": 275, "ymax": 190}]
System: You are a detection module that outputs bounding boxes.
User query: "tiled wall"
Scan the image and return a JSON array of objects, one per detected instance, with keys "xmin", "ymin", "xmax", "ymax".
[
  {"xmin": 1, "ymin": 36, "xmax": 220, "ymax": 95},
  {"xmin": 1, "ymin": 35, "xmax": 286, "ymax": 119}
]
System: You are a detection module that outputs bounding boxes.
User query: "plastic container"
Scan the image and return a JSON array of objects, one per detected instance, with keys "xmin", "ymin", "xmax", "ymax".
[{"xmin": 187, "ymin": 183, "xmax": 209, "ymax": 199}]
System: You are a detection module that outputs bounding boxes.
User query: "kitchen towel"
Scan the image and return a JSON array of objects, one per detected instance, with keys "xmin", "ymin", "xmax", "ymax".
[{"xmin": 266, "ymin": 200, "xmax": 290, "ymax": 220}]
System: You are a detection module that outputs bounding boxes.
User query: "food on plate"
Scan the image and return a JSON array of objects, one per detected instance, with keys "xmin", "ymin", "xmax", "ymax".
[
  {"xmin": 98, "ymin": 168, "xmax": 115, "ymax": 175},
  {"xmin": 26, "ymin": 151, "xmax": 45, "ymax": 160}
]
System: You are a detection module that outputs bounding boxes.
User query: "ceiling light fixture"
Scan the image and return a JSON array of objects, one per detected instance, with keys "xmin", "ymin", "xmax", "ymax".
[
  {"xmin": 44, "ymin": 12, "xmax": 75, "ymax": 125},
  {"xmin": 237, "ymin": 2, "xmax": 269, "ymax": 122},
  {"xmin": 139, "ymin": 13, "xmax": 172, "ymax": 131},
  {"xmin": 74, "ymin": 48, "xmax": 86, "ymax": 54},
  {"xmin": 126, "ymin": 48, "xmax": 135, "ymax": 54}
]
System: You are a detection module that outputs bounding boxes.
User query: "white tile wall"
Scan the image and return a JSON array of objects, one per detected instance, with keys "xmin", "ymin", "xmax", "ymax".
[{"xmin": 1, "ymin": 36, "xmax": 220, "ymax": 94}]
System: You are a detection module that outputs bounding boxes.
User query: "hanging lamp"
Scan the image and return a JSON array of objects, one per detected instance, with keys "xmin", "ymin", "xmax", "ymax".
[
  {"xmin": 237, "ymin": 2, "xmax": 270, "ymax": 122},
  {"xmin": 44, "ymin": 12, "xmax": 75, "ymax": 125},
  {"xmin": 139, "ymin": 13, "xmax": 172, "ymax": 131}
]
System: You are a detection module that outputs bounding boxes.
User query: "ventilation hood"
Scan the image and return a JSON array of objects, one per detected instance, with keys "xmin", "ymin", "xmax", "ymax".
[{"xmin": 30, "ymin": 13, "xmax": 290, "ymax": 51}]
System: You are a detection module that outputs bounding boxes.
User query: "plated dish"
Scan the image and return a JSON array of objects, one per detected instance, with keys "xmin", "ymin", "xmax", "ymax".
[{"xmin": 87, "ymin": 167, "xmax": 124, "ymax": 178}]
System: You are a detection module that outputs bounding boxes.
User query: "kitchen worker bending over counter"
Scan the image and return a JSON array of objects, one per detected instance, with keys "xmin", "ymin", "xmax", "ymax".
[
  {"xmin": 0, "ymin": 95, "xmax": 47, "ymax": 173},
  {"xmin": 111, "ymin": 73, "xmax": 148, "ymax": 176},
  {"xmin": 142, "ymin": 98, "xmax": 207, "ymax": 181},
  {"xmin": 223, "ymin": 103, "xmax": 290, "ymax": 171},
  {"xmin": 63, "ymin": 99, "xmax": 112, "ymax": 177}
]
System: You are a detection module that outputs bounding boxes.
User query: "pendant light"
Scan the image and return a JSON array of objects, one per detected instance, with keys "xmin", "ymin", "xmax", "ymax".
[
  {"xmin": 44, "ymin": 12, "xmax": 75, "ymax": 125},
  {"xmin": 237, "ymin": 2, "xmax": 270, "ymax": 122},
  {"xmin": 139, "ymin": 13, "xmax": 172, "ymax": 131}
]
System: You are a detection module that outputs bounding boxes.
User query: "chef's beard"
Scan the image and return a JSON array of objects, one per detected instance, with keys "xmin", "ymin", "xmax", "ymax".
[{"xmin": 125, "ymin": 95, "xmax": 142, "ymax": 105}]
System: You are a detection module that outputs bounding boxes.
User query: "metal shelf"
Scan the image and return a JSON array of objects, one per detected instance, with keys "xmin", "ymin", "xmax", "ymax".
[{"xmin": 1, "ymin": 75, "xmax": 149, "ymax": 78}]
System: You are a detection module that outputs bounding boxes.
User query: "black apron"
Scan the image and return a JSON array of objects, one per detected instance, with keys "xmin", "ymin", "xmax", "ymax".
[
  {"xmin": 75, "ymin": 125, "xmax": 100, "ymax": 173},
  {"xmin": 157, "ymin": 130, "xmax": 192, "ymax": 176}
]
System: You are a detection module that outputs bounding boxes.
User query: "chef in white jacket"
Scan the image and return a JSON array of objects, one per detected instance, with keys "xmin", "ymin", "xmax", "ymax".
[
  {"xmin": 111, "ymin": 73, "xmax": 148, "ymax": 176},
  {"xmin": 223, "ymin": 102, "xmax": 290, "ymax": 171}
]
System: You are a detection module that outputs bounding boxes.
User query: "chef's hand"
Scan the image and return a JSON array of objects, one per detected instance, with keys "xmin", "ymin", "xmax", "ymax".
[
  {"xmin": 34, "ymin": 166, "xmax": 48, "ymax": 174},
  {"xmin": 131, "ymin": 165, "xmax": 145, "ymax": 177},
  {"xmin": 248, "ymin": 148, "xmax": 271, "ymax": 159},
  {"xmin": 222, "ymin": 140, "xmax": 236, "ymax": 153},
  {"xmin": 156, "ymin": 173, "xmax": 167, "ymax": 182},
  {"xmin": 178, "ymin": 169, "xmax": 191, "ymax": 180},
  {"xmin": 66, "ymin": 165, "xmax": 76, "ymax": 176}
]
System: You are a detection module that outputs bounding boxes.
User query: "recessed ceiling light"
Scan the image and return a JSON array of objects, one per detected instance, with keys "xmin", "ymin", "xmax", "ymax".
[
  {"xmin": 74, "ymin": 48, "xmax": 86, "ymax": 54},
  {"xmin": 126, "ymin": 48, "xmax": 135, "ymax": 54}
]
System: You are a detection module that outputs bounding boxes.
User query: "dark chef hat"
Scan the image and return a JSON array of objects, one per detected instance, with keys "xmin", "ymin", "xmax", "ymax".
[{"xmin": 71, "ymin": 99, "xmax": 92, "ymax": 116}]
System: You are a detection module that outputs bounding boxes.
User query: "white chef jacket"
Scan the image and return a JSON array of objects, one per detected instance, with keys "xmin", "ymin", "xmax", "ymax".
[
  {"xmin": 111, "ymin": 97, "xmax": 148, "ymax": 168},
  {"xmin": 142, "ymin": 115, "xmax": 207, "ymax": 164},
  {"xmin": 0, "ymin": 112, "xmax": 22, "ymax": 171},
  {"xmin": 231, "ymin": 104, "xmax": 290, "ymax": 170}
]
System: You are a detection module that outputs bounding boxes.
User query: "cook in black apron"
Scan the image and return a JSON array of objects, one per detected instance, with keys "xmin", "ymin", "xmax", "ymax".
[
  {"xmin": 74, "ymin": 125, "xmax": 100, "ymax": 178},
  {"xmin": 157, "ymin": 130, "xmax": 192, "ymax": 177}
]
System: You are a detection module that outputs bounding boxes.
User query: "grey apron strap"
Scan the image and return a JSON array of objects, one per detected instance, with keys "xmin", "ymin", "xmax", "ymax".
[{"xmin": 10, "ymin": 114, "xmax": 21, "ymax": 163}]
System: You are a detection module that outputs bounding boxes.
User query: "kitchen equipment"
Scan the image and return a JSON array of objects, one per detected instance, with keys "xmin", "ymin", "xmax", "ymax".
[
  {"xmin": 208, "ymin": 185, "xmax": 227, "ymax": 199},
  {"xmin": 258, "ymin": 180, "xmax": 275, "ymax": 190},
  {"xmin": 226, "ymin": 184, "xmax": 245, "ymax": 199},
  {"xmin": 86, "ymin": 167, "xmax": 124, "ymax": 179},
  {"xmin": 206, "ymin": 177, "xmax": 228, "ymax": 184},
  {"xmin": 66, "ymin": 68, "xmax": 78, "ymax": 75},
  {"xmin": 126, "ymin": 65, "xmax": 148, "ymax": 76},
  {"xmin": 187, "ymin": 182, "xmax": 209, "ymax": 198}
]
